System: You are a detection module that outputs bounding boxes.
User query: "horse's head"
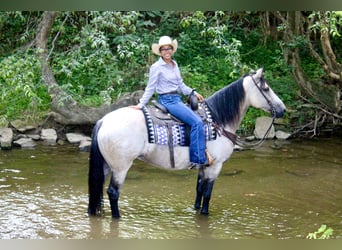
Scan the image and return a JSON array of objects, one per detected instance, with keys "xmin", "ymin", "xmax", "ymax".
[{"xmin": 244, "ymin": 68, "xmax": 286, "ymax": 118}]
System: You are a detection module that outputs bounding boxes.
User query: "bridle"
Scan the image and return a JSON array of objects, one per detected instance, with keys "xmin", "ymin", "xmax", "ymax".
[
  {"xmin": 250, "ymin": 73, "xmax": 277, "ymax": 118},
  {"xmin": 215, "ymin": 72, "xmax": 276, "ymax": 150}
]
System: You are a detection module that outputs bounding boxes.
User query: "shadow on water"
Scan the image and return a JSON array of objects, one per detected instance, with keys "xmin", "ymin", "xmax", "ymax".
[{"xmin": 0, "ymin": 138, "xmax": 341, "ymax": 239}]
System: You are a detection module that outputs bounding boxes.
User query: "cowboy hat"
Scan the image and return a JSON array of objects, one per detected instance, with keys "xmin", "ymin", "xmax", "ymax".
[{"xmin": 151, "ymin": 36, "xmax": 178, "ymax": 56}]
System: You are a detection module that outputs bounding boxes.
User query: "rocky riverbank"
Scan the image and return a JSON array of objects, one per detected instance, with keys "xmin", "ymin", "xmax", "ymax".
[
  {"xmin": 0, "ymin": 119, "xmax": 92, "ymax": 151},
  {"xmin": 0, "ymin": 116, "xmax": 291, "ymax": 152}
]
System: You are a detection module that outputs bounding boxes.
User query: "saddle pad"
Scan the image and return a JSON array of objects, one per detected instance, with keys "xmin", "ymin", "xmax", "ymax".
[{"xmin": 142, "ymin": 103, "xmax": 216, "ymax": 146}]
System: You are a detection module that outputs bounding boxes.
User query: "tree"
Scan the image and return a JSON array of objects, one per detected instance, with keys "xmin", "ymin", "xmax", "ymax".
[
  {"xmin": 2, "ymin": 11, "xmax": 340, "ymax": 134},
  {"xmin": 32, "ymin": 11, "xmax": 247, "ymax": 125},
  {"xmin": 272, "ymin": 11, "xmax": 341, "ymax": 132},
  {"xmin": 33, "ymin": 11, "xmax": 141, "ymax": 124}
]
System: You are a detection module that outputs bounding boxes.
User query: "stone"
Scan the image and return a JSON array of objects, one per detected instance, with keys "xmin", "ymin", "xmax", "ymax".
[
  {"xmin": 27, "ymin": 134, "xmax": 41, "ymax": 141},
  {"xmin": 233, "ymin": 145, "xmax": 244, "ymax": 151},
  {"xmin": 275, "ymin": 130, "xmax": 291, "ymax": 140},
  {"xmin": 41, "ymin": 128, "xmax": 57, "ymax": 145},
  {"xmin": 79, "ymin": 140, "xmax": 91, "ymax": 152},
  {"xmin": 66, "ymin": 133, "xmax": 91, "ymax": 144},
  {"xmin": 10, "ymin": 119, "xmax": 35, "ymax": 132},
  {"xmin": 253, "ymin": 116, "xmax": 275, "ymax": 139},
  {"xmin": 245, "ymin": 135, "xmax": 255, "ymax": 142},
  {"xmin": 13, "ymin": 138, "xmax": 36, "ymax": 148},
  {"xmin": 0, "ymin": 128, "xmax": 13, "ymax": 149}
]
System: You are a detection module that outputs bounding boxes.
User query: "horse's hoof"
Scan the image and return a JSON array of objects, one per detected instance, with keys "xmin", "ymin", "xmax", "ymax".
[
  {"xmin": 88, "ymin": 207, "xmax": 104, "ymax": 216},
  {"xmin": 194, "ymin": 204, "xmax": 201, "ymax": 210},
  {"xmin": 111, "ymin": 211, "xmax": 121, "ymax": 218},
  {"xmin": 200, "ymin": 210, "xmax": 209, "ymax": 215}
]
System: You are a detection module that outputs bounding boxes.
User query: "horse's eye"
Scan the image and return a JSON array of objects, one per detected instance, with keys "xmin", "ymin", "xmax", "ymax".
[
  {"xmin": 259, "ymin": 82, "xmax": 269, "ymax": 92},
  {"xmin": 262, "ymin": 86, "xmax": 270, "ymax": 92},
  {"xmin": 259, "ymin": 77, "xmax": 269, "ymax": 91}
]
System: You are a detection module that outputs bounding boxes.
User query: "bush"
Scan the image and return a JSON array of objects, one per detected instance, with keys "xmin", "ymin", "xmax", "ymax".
[{"xmin": 0, "ymin": 51, "xmax": 50, "ymax": 125}]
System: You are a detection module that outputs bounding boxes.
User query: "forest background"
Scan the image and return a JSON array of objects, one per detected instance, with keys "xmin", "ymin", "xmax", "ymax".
[{"xmin": 0, "ymin": 11, "xmax": 341, "ymax": 137}]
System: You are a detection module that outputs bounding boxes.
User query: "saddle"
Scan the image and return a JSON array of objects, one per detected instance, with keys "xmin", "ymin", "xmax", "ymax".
[{"xmin": 142, "ymin": 100, "xmax": 217, "ymax": 168}]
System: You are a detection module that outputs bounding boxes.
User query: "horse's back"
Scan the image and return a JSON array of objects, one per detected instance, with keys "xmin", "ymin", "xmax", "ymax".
[
  {"xmin": 103, "ymin": 106, "xmax": 144, "ymax": 122},
  {"xmin": 98, "ymin": 107, "xmax": 148, "ymax": 160}
]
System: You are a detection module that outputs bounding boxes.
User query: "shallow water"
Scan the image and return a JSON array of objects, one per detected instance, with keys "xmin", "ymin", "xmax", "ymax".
[{"xmin": 0, "ymin": 138, "xmax": 341, "ymax": 239}]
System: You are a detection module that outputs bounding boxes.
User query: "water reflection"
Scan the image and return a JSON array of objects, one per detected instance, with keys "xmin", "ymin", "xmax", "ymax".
[{"xmin": 0, "ymin": 138, "xmax": 341, "ymax": 239}]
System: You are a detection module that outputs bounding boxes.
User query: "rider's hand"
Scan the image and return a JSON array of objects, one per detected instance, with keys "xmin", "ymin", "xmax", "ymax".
[
  {"xmin": 129, "ymin": 105, "xmax": 142, "ymax": 110},
  {"xmin": 195, "ymin": 93, "xmax": 204, "ymax": 102}
]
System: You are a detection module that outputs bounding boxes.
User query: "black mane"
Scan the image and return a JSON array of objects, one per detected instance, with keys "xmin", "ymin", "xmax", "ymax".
[{"xmin": 205, "ymin": 77, "xmax": 245, "ymax": 126}]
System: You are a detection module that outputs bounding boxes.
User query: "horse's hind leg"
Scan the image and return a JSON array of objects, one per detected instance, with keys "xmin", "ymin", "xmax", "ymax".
[{"xmin": 107, "ymin": 175, "xmax": 121, "ymax": 218}]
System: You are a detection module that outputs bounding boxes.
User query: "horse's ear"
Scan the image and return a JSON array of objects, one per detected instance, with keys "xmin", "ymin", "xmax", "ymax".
[{"xmin": 255, "ymin": 67, "xmax": 264, "ymax": 78}]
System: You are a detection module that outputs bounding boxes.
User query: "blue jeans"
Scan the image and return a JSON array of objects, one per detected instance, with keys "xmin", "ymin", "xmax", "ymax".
[{"xmin": 158, "ymin": 94, "xmax": 207, "ymax": 164}]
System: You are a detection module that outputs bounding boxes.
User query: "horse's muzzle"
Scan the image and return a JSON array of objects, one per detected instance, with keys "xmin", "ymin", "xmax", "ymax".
[{"xmin": 273, "ymin": 106, "xmax": 286, "ymax": 118}]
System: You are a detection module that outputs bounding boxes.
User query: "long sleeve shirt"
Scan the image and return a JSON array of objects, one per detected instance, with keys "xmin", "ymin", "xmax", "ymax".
[{"xmin": 137, "ymin": 57, "xmax": 193, "ymax": 108}]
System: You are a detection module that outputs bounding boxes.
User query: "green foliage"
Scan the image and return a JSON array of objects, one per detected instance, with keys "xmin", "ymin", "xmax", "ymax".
[
  {"xmin": 0, "ymin": 51, "xmax": 50, "ymax": 124},
  {"xmin": 52, "ymin": 11, "xmax": 153, "ymax": 106},
  {"xmin": 0, "ymin": 11, "xmax": 41, "ymax": 55},
  {"xmin": 49, "ymin": 11, "xmax": 257, "ymax": 108},
  {"xmin": 309, "ymin": 11, "xmax": 342, "ymax": 37},
  {"xmin": 178, "ymin": 11, "xmax": 251, "ymax": 79},
  {"xmin": 306, "ymin": 224, "xmax": 333, "ymax": 239},
  {"xmin": 0, "ymin": 10, "xmax": 339, "ymax": 131}
]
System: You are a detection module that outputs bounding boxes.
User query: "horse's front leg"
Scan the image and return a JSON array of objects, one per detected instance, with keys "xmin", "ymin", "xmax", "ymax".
[
  {"xmin": 194, "ymin": 169, "xmax": 205, "ymax": 210},
  {"xmin": 194, "ymin": 169, "xmax": 216, "ymax": 215},
  {"xmin": 201, "ymin": 178, "xmax": 215, "ymax": 215},
  {"xmin": 107, "ymin": 175, "xmax": 121, "ymax": 218}
]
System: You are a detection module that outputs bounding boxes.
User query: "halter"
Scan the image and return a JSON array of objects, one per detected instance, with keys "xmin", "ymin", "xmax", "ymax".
[{"xmin": 217, "ymin": 72, "xmax": 276, "ymax": 150}]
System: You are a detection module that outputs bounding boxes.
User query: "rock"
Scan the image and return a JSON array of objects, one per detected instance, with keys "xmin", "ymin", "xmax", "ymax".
[
  {"xmin": 13, "ymin": 138, "xmax": 36, "ymax": 148},
  {"xmin": 66, "ymin": 133, "xmax": 91, "ymax": 144},
  {"xmin": 41, "ymin": 128, "xmax": 57, "ymax": 145},
  {"xmin": 253, "ymin": 116, "xmax": 275, "ymax": 139},
  {"xmin": 10, "ymin": 119, "xmax": 35, "ymax": 132},
  {"xmin": 79, "ymin": 140, "xmax": 91, "ymax": 152},
  {"xmin": 57, "ymin": 139, "xmax": 65, "ymax": 145},
  {"xmin": 27, "ymin": 134, "xmax": 41, "ymax": 141},
  {"xmin": 273, "ymin": 118, "xmax": 286, "ymax": 125},
  {"xmin": 245, "ymin": 135, "xmax": 255, "ymax": 142},
  {"xmin": 275, "ymin": 130, "xmax": 291, "ymax": 140},
  {"xmin": 0, "ymin": 128, "xmax": 13, "ymax": 149},
  {"xmin": 233, "ymin": 145, "xmax": 244, "ymax": 151}
]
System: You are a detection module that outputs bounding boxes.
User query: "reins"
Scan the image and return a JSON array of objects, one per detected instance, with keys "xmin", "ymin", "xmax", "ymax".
[
  {"xmin": 214, "ymin": 117, "xmax": 275, "ymax": 150},
  {"xmin": 235, "ymin": 117, "xmax": 275, "ymax": 150},
  {"xmin": 214, "ymin": 73, "xmax": 276, "ymax": 150}
]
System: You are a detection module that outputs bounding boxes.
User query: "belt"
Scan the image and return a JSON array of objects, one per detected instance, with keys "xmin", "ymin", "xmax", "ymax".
[{"xmin": 159, "ymin": 91, "xmax": 179, "ymax": 96}]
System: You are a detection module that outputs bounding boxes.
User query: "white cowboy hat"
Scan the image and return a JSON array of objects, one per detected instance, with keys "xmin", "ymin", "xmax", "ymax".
[{"xmin": 151, "ymin": 36, "xmax": 178, "ymax": 56}]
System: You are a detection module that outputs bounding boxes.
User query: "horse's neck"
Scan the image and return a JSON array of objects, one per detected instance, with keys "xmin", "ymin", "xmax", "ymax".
[
  {"xmin": 223, "ymin": 101, "xmax": 249, "ymax": 134},
  {"xmin": 206, "ymin": 77, "xmax": 250, "ymax": 135}
]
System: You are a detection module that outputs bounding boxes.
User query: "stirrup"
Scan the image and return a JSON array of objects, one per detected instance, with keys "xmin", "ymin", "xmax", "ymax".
[
  {"xmin": 188, "ymin": 162, "xmax": 205, "ymax": 170},
  {"xmin": 188, "ymin": 150, "xmax": 214, "ymax": 170}
]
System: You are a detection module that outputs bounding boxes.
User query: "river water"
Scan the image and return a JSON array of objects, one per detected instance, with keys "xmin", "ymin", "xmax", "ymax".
[{"xmin": 0, "ymin": 138, "xmax": 341, "ymax": 239}]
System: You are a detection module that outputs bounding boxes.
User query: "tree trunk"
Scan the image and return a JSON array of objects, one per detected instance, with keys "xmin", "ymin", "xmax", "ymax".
[
  {"xmin": 273, "ymin": 11, "xmax": 341, "ymax": 116},
  {"xmin": 34, "ymin": 11, "xmax": 141, "ymax": 125}
]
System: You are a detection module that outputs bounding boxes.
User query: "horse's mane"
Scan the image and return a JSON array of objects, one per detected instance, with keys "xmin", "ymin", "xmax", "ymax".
[{"xmin": 205, "ymin": 76, "xmax": 245, "ymax": 126}]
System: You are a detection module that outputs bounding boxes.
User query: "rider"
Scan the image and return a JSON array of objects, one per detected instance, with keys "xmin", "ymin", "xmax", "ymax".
[{"xmin": 130, "ymin": 35, "xmax": 213, "ymax": 169}]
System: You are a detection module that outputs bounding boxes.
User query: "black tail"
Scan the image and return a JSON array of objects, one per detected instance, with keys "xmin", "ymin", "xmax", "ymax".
[{"xmin": 88, "ymin": 120, "xmax": 105, "ymax": 215}]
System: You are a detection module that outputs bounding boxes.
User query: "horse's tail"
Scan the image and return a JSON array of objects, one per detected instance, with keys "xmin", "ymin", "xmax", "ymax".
[{"xmin": 88, "ymin": 120, "xmax": 105, "ymax": 215}]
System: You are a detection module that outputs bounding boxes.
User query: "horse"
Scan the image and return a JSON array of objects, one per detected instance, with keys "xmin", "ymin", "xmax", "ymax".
[{"xmin": 87, "ymin": 68, "xmax": 286, "ymax": 218}]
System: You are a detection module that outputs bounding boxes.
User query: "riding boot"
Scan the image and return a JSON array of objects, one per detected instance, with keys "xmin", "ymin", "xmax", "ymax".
[
  {"xmin": 205, "ymin": 149, "xmax": 214, "ymax": 165},
  {"xmin": 188, "ymin": 149, "xmax": 214, "ymax": 170}
]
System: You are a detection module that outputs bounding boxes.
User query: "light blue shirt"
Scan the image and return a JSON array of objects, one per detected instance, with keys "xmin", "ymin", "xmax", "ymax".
[{"xmin": 137, "ymin": 57, "xmax": 193, "ymax": 108}]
